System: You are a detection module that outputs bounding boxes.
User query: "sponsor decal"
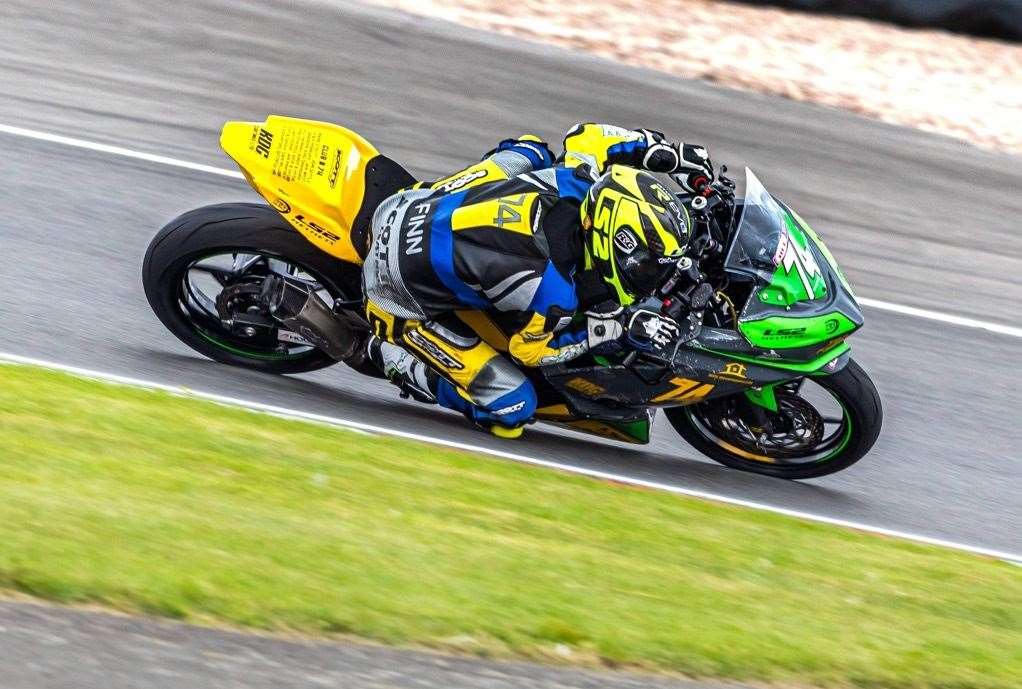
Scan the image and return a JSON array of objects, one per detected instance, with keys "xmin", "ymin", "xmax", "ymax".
[
  {"xmin": 760, "ymin": 326, "xmax": 807, "ymax": 339},
  {"xmin": 374, "ymin": 196, "xmax": 410, "ymax": 261},
  {"xmin": 671, "ymin": 201, "xmax": 687, "ymax": 233},
  {"xmin": 650, "ymin": 183, "xmax": 673, "ymax": 205},
  {"xmin": 255, "ymin": 128, "xmax": 273, "ymax": 158},
  {"xmin": 772, "ymin": 229, "xmax": 789, "ymax": 266},
  {"xmin": 613, "ymin": 228, "xmax": 638, "ymax": 254},
  {"xmin": 775, "ymin": 228, "xmax": 823, "ymax": 299},
  {"xmin": 291, "ymin": 214, "xmax": 341, "ymax": 243},
  {"xmin": 600, "ymin": 124, "xmax": 634, "ymax": 138},
  {"xmin": 327, "ymin": 149, "xmax": 342, "ymax": 188},
  {"xmin": 315, "ymin": 144, "xmax": 329, "ymax": 176},
  {"xmin": 491, "ymin": 400, "xmax": 526, "ymax": 417},
  {"xmin": 565, "ymin": 377, "xmax": 606, "ymax": 397},
  {"xmin": 271, "ymin": 197, "xmax": 291, "ymax": 214},
  {"xmin": 406, "ymin": 330, "xmax": 463, "ymax": 370},
  {"xmin": 710, "ymin": 362, "xmax": 752, "ymax": 384},
  {"xmin": 649, "ymin": 183, "xmax": 687, "ymax": 232},
  {"xmin": 404, "ymin": 201, "xmax": 431, "ymax": 255},
  {"xmin": 277, "ymin": 329, "xmax": 313, "ymax": 346},
  {"xmin": 439, "ymin": 169, "xmax": 487, "ymax": 192}
]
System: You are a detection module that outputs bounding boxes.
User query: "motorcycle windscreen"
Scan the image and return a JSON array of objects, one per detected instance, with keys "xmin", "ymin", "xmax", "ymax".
[
  {"xmin": 724, "ymin": 168, "xmax": 831, "ymax": 306},
  {"xmin": 724, "ymin": 168, "xmax": 862, "ymax": 351},
  {"xmin": 220, "ymin": 116, "xmax": 380, "ymax": 264}
]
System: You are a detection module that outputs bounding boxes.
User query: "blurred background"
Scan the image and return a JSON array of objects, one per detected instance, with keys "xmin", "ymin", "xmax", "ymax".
[{"xmin": 1, "ymin": 1, "xmax": 1019, "ymax": 688}]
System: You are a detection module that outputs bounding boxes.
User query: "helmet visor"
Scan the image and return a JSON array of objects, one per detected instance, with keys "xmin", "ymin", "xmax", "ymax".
[{"xmin": 616, "ymin": 245, "xmax": 680, "ymax": 297}]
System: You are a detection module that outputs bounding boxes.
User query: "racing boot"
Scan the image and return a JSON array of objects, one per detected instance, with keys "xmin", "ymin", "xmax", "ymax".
[
  {"xmin": 366, "ymin": 337, "xmax": 528, "ymax": 438},
  {"xmin": 366, "ymin": 336, "xmax": 438, "ymax": 405}
]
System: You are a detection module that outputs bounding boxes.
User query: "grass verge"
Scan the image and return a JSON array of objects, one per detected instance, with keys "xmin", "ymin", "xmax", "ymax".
[{"xmin": 0, "ymin": 364, "xmax": 1019, "ymax": 688}]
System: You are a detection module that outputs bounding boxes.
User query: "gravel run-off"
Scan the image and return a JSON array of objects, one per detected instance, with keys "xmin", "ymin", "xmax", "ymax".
[{"xmin": 366, "ymin": 0, "xmax": 1022, "ymax": 154}]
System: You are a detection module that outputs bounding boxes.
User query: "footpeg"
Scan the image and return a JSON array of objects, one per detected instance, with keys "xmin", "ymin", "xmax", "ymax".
[{"xmin": 261, "ymin": 275, "xmax": 365, "ymax": 362}]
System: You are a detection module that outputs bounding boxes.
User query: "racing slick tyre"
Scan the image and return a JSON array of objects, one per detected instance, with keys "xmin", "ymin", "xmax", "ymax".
[
  {"xmin": 665, "ymin": 358, "xmax": 882, "ymax": 479},
  {"xmin": 143, "ymin": 202, "xmax": 374, "ymax": 376}
]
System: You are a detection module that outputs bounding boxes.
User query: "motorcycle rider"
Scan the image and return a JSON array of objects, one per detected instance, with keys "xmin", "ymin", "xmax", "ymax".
[{"xmin": 361, "ymin": 123, "xmax": 714, "ymax": 437}]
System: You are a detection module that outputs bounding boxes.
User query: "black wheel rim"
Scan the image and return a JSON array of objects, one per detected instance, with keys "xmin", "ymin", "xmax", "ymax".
[
  {"xmin": 685, "ymin": 379, "xmax": 853, "ymax": 466},
  {"xmin": 177, "ymin": 250, "xmax": 341, "ymax": 361}
]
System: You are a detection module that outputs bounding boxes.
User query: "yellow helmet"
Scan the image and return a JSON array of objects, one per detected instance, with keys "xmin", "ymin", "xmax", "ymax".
[{"xmin": 581, "ymin": 166, "xmax": 691, "ymax": 305}]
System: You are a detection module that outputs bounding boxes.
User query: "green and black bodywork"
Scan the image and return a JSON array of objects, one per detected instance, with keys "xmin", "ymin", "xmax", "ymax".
[
  {"xmin": 144, "ymin": 166, "xmax": 881, "ymax": 480},
  {"xmin": 534, "ymin": 169, "xmax": 881, "ymax": 478}
]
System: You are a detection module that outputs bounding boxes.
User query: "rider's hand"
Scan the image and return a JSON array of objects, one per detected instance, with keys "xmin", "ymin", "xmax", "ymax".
[
  {"xmin": 674, "ymin": 143, "xmax": 715, "ymax": 194},
  {"xmin": 638, "ymin": 130, "xmax": 714, "ymax": 193},
  {"xmin": 584, "ymin": 304, "xmax": 625, "ymax": 354},
  {"xmin": 624, "ymin": 306, "xmax": 681, "ymax": 351}
]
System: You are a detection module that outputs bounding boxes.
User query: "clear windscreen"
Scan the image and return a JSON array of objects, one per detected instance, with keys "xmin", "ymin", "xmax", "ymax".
[{"xmin": 723, "ymin": 168, "xmax": 787, "ymax": 283}]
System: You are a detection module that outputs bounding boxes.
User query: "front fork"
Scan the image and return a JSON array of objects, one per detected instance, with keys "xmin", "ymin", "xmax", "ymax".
[{"xmin": 741, "ymin": 379, "xmax": 799, "ymax": 434}]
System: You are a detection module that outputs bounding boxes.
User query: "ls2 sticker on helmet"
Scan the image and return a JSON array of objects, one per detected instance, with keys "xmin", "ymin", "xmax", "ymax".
[{"xmin": 614, "ymin": 228, "xmax": 638, "ymax": 254}]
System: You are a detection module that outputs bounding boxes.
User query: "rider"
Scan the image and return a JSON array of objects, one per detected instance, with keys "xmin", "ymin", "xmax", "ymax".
[{"xmin": 361, "ymin": 123, "xmax": 714, "ymax": 437}]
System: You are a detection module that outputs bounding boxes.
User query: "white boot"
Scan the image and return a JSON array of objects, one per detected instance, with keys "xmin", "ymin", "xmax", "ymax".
[{"xmin": 367, "ymin": 336, "xmax": 437, "ymax": 404}]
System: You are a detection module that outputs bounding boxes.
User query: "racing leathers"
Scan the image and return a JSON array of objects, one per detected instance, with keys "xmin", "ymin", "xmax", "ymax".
[{"xmin": 362, "ymin": 123, "xmax": 711, "ymax": 434}]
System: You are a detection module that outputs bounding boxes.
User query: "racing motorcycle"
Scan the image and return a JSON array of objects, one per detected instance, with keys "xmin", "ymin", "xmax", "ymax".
[{"xmin": 143, "ymin": 116, "xmax": 882, "ymax": 479}]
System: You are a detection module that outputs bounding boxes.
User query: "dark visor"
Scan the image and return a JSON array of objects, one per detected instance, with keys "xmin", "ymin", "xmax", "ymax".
[{"xmin": 616, "ymin": 247, "xmax": 680, "ymax": 297}]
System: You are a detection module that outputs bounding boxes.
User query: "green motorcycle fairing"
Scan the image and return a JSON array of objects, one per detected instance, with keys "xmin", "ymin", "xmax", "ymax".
[
  {"xmin": 712, "ymin": 168, "xmax": 863, "ymax": 361},
  {"xmin": 536, "ymin": 169, "xmax": 862, "ymax": 443}
]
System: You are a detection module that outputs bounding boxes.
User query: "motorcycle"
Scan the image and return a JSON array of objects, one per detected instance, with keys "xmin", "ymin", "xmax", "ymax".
[{"xmin": 143, "ymin": 116, "xmax": 882, "ymax": 479}]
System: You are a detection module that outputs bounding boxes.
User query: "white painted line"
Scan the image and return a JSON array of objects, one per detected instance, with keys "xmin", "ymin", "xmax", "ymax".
[
  {"xmin": 0, "ymin": 123, "xmax": 243, "ymax": 179},
  {"xmin": 2, "ymin": 351, "xmax": 1020, "ymax": 565},
  {"xmin": 1, "ymin": 121, "xmax": 1018, "ymax": 340},
  {"xmin": 857, "ymin": 297, "xmax": 1022, "ymax": 339}
]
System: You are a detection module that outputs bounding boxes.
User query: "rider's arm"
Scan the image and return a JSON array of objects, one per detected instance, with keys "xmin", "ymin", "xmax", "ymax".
[
  {"xmin": 415, "ymin": 135, "xmax": 555, "ymax": 193},
  {"xmin": 561, "ymin": 123, "xmax": 713, "ymax": 190},
  {"xmin": 504, "ymin": 263, "xmax": 591, "ymax": 367}
]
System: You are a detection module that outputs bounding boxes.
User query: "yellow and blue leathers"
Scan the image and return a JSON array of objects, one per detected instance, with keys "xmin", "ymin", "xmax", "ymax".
[{"xmin": 362, "ymin": 123, "xmax": 680, "ymax": 429}]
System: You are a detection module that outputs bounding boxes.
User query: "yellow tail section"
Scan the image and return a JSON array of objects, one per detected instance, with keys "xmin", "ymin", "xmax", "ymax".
[{"xmin": 220, "ymin": 116, "xmax": 380, "ymax": 264}]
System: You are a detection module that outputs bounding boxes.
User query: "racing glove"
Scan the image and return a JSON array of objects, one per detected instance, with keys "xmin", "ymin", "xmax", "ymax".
[
  {"xmin": 624, "ymin": 305, "xmax": 681, "ymax": 351},
  {"xmin": 584, "ymin": 302, "xmax": 681, "ymax": 353},
  {"xmin": 637, "ymin": 129, "xmax": 714, "ymax": 193},
  {"xmin": 584, "ymin": 305, "xmax": 625, "ymax": 354}
]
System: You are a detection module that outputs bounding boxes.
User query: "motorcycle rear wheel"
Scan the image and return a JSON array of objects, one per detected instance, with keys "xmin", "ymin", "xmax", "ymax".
[
  {"xmin": 665, "ymin": 358, "xmax": 882, "ymax": 479},
  {"xmin": 142, "ymin": 202, "xmax": 367, "ymax": 375}
]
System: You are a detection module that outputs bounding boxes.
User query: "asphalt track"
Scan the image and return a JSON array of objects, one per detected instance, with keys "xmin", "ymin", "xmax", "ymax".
[{"xmin": 0, "ymin": 0, "xmax": 1020, "ymax": 680}]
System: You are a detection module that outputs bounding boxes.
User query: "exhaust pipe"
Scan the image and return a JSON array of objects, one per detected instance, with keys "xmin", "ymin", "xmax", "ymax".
[{"xmin": 261, "ymin": 275, "xmax": 366, "ymax": 362}]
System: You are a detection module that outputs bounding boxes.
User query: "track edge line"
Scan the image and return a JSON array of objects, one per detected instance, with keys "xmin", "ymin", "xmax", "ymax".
[{"xmin": 2, "ymin": 351, "xmax": 1019, "ymax": 565}]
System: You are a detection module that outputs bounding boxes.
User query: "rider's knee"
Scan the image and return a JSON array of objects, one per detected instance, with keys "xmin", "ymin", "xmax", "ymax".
[{"xmin": 484, "ymin": 381, "xmax": 537, "ymax": 427}]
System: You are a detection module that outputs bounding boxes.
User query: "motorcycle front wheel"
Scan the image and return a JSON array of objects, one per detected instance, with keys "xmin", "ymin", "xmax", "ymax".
[{"xmin": 665, "ymin": 358, "xmax": 882, "ymax": 479}]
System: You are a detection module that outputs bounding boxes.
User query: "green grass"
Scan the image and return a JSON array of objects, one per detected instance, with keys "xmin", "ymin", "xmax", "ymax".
[{"xmin": 0, "ymin": 364, "xmax": 1019, "ymax": 688}]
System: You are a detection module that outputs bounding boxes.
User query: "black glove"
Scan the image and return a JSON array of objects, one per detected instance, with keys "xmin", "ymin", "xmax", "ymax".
[
  {"xmin": 624, "ymin": 305, "xmax": 681, "ymax": 351},
  {"xmin": 673, "ymin": 143, "xmax": 715, "ymax": 194},
  {"xmin": 638, "ymin": 130, "xmax": 714, "ymax": 193},
  {"xmin": 584, "ymin": 301, "xmax": 682, "ymax": 354}
]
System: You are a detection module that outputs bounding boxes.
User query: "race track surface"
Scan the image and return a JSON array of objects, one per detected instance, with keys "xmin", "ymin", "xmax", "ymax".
[{"xmin": 0, "ymin": 0, "xmax": 1019, "ymax": 618}]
